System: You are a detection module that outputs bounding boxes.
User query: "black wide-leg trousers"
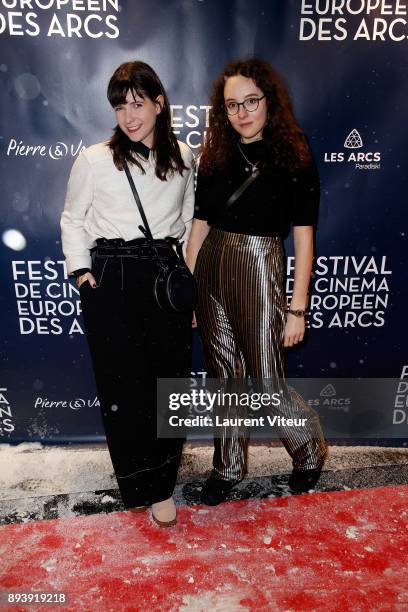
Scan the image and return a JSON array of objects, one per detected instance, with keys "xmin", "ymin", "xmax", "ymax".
[
  {"xmin": 195, "ymin": 228, "xmax": 328, "ymax": 482},
  {"xmin": 79, "ymin": 240, "xmax": 192, "ymax": 508}
]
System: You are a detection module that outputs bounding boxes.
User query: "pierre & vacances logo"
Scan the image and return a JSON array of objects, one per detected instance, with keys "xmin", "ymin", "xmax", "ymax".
[
  {"xmin": 6, "ymin": 138, "xmax": 85, "ymax": 160},
  {"xmin": 35, "ymin": 396, "xmax": 100, "ymax": 411},
  {"xmin": 323, "ymin": 128, "xmax": 381, "ymax": 170}
]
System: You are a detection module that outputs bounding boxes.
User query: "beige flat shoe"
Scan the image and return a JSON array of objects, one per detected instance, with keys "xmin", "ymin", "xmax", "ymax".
[
  {"xmin": 152, "ymin": 511, "xmax": 178, "ymax": 527},
  {"xmin": 151, "ymin": 497, "xmax": 177, "ymax": 527},
  {"xmin": 129, "ymin": 506, "xmax": 148, "ymax": 513}
]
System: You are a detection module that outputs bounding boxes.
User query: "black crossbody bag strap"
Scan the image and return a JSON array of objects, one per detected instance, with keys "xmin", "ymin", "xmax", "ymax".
[
  {"xmin": 123, "ymin": 160, "xmax": 189, "ymax": 269},
  {"xmin": 123, "ymin": 160, "xmax": 154, "ymax": 241},
  {"xmin": 122, "ymin": 161, "xmax": 197, "ymax": 314},
  {"xmin": 225, "ymin": 169, "xmax": 260, "ymax": 209}
]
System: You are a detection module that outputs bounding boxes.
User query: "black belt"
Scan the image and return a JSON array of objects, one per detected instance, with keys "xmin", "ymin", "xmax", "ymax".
[{"xmin": 94, "ymin": 237, "xmax": 177, "ymax": 259}]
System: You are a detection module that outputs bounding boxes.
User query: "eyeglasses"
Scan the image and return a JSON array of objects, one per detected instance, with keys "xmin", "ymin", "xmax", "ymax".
[{"xmin": 225, "ymin": 95, "xmax": 265, "ymax": 116}]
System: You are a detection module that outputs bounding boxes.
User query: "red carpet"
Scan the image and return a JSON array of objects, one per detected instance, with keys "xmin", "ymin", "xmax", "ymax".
[{"xmin": 1, "ymin": 485, "xmax": 407, "ymax": 611}]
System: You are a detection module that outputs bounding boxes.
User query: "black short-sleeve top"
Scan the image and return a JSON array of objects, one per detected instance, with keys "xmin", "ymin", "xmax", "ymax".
[{"xmin": 194, "ymin": 139, "xmax": 320, "ymax": 238}]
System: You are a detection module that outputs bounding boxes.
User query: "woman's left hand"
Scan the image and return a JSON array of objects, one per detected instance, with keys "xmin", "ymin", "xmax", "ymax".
[{"xmin": 284, "ymin": 314, "xmax": 305, "ymax": 348}]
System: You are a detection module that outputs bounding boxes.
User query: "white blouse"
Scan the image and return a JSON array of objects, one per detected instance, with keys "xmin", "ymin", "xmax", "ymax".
[{"xmin": 60, "ymin": 140, "xmax": 195, "ymax": 274}]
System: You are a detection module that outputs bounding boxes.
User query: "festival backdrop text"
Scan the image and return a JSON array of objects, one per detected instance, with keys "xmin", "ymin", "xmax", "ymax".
[{"xmin": 0, "ymin": 0, "xmax": 406, "ymax": 442}]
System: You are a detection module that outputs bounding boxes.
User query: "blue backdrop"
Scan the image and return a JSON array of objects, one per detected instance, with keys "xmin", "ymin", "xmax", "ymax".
[{"xmin": 0, "ymin": 0, "xmax": 407, "ymax": 442}]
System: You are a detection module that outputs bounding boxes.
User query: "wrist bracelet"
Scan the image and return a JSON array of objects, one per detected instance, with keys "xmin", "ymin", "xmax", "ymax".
[{"xmin": 286, "ymin": 308, "xmax": 307, "ymax": 318}]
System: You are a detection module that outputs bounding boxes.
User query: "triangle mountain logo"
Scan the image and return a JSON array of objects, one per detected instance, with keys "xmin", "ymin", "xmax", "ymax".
[{"xmin": 344, "ymin": 129, "xmax": 363, "ymax": 149}]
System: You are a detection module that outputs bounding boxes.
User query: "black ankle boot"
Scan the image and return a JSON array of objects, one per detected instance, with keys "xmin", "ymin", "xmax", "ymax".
[
  {"xmin": 200, "ymin": 475, "xmax": 238, "ymax": 506},
  {"xmin": 288, "ymin": 464, "xmax": 324, "ymax": 494}
]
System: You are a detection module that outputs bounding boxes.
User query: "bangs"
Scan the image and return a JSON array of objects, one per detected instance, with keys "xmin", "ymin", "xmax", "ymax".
[{"xmin": 107, "ymin": 80, "xmax": 146, "ymax": 108}]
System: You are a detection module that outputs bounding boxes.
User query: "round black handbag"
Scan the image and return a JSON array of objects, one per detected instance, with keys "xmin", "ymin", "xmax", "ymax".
[
  {"xmin": 123, "ymin": 161, "xmax": 197, "ymax": 314},
  {"xmin": 154, "ymin": 249, "xmax": 197, "ymax": 313}
]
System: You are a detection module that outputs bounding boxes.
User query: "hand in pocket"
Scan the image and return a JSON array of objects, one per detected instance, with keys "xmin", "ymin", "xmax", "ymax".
[{"xmin": 77, "ymin": 272, "xmax": 97, "ymax": 289}]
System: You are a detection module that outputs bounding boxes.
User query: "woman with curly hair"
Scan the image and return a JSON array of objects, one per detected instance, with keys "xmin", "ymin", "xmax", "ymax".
[{"xmin": 186, "ymin": 58, "xmax": 328, "ymax": 505}]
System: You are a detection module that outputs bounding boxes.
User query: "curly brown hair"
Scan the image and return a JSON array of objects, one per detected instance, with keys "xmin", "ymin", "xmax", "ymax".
[
  {"xmin": 199, "ymin": 58, "xmax": 312, "ymax": 174},
  {"xmin": 107, "ymin": 61, "xmax": 187, "ymax": 181}
]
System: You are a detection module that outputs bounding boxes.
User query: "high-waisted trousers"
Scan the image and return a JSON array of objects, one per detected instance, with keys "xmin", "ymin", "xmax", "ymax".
[
  {"xmin": 195, "ymin": 228, "xmax": 328, "ymax": 482},
  {"xmin": 79, "ymin": 238, "xmax": 192, "ymax": 508}
]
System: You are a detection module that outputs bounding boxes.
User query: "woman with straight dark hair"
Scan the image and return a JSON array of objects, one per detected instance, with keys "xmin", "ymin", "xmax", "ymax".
[
  {"xmin": 61, "ymin": 61, "xmax": 195, "ymax": 526},
  {"xmin": 187, "ymin": 58, "xmax": 328, "ymax": 505}
]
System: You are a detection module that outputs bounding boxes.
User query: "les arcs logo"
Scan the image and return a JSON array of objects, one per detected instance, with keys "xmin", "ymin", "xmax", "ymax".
[{"xmin": 324, "ymin": 128, "xmax": 381, "ymax": 168}]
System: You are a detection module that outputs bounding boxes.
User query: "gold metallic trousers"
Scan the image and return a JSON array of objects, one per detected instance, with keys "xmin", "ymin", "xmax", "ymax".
[{"xmin": 195, "ymin": 228, "xmax": 328, "ymax": 482}]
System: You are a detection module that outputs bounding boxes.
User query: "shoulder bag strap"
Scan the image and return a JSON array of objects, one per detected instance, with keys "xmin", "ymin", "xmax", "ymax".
[
  {"xmin": 123, "ymin": 160, "xmax": 154, "ymax": 241},
  {"xmin": 225, "ymin": 169, "xmax": 260, "ymax": 209}
]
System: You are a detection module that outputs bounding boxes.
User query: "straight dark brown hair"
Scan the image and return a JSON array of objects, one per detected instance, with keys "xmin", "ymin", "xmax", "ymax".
[{"xmin": 107, "ymin": 61, "xmax": 187, "ymax": 180}]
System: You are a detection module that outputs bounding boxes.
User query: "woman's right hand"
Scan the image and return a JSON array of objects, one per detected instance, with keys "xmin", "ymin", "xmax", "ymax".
[
  {"xmin": 192, "ymin": 311, "xmax": 198, "ymax": 328},
  {"xmin": 77, "ymin": 272, "xmax": 97, "ymax": 289}
]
